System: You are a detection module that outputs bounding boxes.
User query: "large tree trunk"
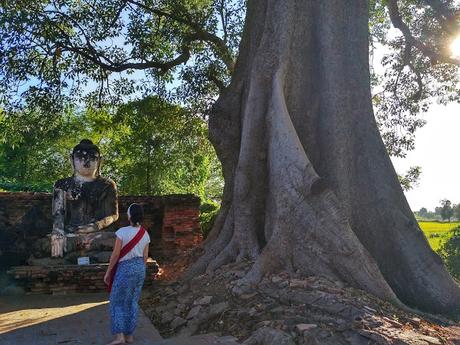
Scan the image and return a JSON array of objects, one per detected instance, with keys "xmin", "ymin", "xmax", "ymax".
[{"xmin": 187, "ymin": 0, "xmax": 460, "ymax": 314}]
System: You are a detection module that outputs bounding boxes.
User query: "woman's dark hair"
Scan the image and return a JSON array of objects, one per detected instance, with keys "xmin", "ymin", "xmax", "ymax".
[{"xmin": 128, "ymin": 203, "xmax": 144, "ymax": 225}]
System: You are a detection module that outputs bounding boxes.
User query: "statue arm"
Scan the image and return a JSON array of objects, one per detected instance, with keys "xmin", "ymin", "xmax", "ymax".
[
  {"xmin": 76, "ymin": 182, "xmax": 119, "ymax": 234},
  {"xmin": 52, "ymin": 188, "xmax": 66, "ymax": 234},
  {"xmin": 51, "ymin": 188, "xmax": 67, "ymax": 257},
  {"xmin": 95, "ymin": 183, "xmax": 119, "ymax": 230}
]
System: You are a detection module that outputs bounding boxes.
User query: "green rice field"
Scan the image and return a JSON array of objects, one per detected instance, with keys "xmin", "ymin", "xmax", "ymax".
[{"xmin": 419, "ymin": 221, "xmax": 460, "ymax": 251}]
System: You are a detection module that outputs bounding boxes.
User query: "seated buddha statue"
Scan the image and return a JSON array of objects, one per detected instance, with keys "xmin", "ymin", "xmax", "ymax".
[{"xmin": 51, "ymin": 139, "xmax": 119, "ymax": 258}]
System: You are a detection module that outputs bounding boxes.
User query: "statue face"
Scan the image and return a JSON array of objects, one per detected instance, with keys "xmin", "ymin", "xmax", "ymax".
[{"xmin": 72, "ymin": 150, "xmax": 100, "ymax": 178}]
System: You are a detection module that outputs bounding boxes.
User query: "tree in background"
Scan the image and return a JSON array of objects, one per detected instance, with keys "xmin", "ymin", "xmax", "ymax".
[
  {"xmin": 441, "ymin": 199, "xmax": 454, "ymax": 222},
  {"xmin": 416, "ymin": 207, "xmax": 428, "ymax": 219},
  {"xmin": 0, "ymin": 106, "xmax": 85, "ymax": 191},
  {"xmin": 90, "ymin": 96, "xmax": 221, "ymax": 199},
  {"xmin": 0, "ymin": 98, "xmax": 223, "ymax": 200},
  {"xmin": 453, "ymin": 204, "xmax": 460, "ymax": 221}
]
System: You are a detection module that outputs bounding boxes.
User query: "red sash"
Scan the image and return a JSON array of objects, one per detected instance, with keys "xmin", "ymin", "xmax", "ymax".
[{"xmin": 107, "ymin": 226, "xmax": 146, "ymax": 293}]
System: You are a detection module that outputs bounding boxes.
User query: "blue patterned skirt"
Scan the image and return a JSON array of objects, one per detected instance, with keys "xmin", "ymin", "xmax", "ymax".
[{"xmin": 109, "ymin": 257, "xmax": 146, "ymax": 335}]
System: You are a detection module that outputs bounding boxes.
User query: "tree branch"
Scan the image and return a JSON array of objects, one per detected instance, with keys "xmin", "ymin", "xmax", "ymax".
[
  {"xmin": 421, "ymin": 0, "xmax": 457, "ymax": 34},
  {"xmin": 63, "ymin": 44, "xmax": 191, "ymax": 73},
  {"xmin": 126, "ymin": 0, "xmax": 235, "ymax": 73},
  {"xmin": 386, "ymin": 0, "xmax": 460, "ymax": 66}
]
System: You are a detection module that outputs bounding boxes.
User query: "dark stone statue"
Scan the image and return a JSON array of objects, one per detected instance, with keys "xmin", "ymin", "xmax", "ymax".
[{"xmin": 50, "ymin": 139, "xmax": 119, "ymax": 258}]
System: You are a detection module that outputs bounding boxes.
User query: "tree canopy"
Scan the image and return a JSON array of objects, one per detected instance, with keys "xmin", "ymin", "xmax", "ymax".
[{"xmin": 0, "ymin": 0, "xmax": 459, "ymax": 157}]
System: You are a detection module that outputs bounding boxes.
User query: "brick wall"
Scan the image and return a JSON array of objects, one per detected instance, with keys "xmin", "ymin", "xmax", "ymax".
[
  {"xmin": 8, "ymin": 261, "xmax": 159, "ymax": 294},
  {"xmin": 0, "ymin": 192, "xmax": 202, "ymax": 266}
]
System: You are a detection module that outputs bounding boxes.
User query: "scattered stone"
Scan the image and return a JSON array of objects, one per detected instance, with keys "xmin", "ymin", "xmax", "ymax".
[
  {"xmin": 417, "ymin": 335, "xmax": 442, "ymax": 345},
  {"xmin": 140, "ymin": 259, "xmax": 457, "ymax": 345},
  {"xmin": 178, "ymin": 319, "xmax": 200, "ymax": 337},
  {"xmin": 170, "ymin": 317, "xmax": 187, "ymax": 329},
  {"xmin": 166, "ymin": 301, "xmax": 177, "ymax": 310},
  {"xmin": 295, "ymin": 323, "xmax": 318, "ymax": 333},
  {"xmin": 161, "ymin": 311, "xmax": 174, "ymax": 324},
  {"xmin": 186, "ymin": 305, "xmax": 201, "ymax": 319},
  {"xmin": 248, "ymin": 307, "xmax": 257, "ymax": 317},
  {"xmin": 278, "ymin": 280, "xmax": 289, "ymax": 288},
  {"xmin": 271, "ymin": 276, "xmax": 283, "ymax": 284},
  {"xmin": 269, "ymin": 306, "xmax": 285, "ymax": 314},
  {"xmin": 243, "ymin": 327, "xmax": 295, "ymax": 345},
  {"xmin": 177, "ymin": 295, "xmax": 191, "ymax": 304},
  {"xmin": 410, "ymin": 317, "xmax": 422, "ymax": 326},
  {"xmin": 193, "ymin": 295, "xmax": 213, "ymax": 305},
  {"xmin": 289, "ymin": 279, "xmax": 307, "ymax": 288},
  {"xmin": 239, "ymin": 292, "xmax": 258, "ymax": 300},
  {"xmin": 209, "ymin": 302, "xmax": 229, "ymax": 317},
  {"xmin": 382, "ymin": 316, "xmax": 403, "ymax": 328},
  {"xmin": 363, "ymin": 305, "xmax": 377, "ymax": 314}
]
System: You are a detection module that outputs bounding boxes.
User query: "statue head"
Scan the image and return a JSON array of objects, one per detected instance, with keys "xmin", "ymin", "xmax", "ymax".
[{"xmin": 70, "ymin": 139, "xmax": 101, "ymax": 181}]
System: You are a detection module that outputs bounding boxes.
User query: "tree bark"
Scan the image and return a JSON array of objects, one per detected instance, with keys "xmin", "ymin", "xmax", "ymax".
[{"xmin": 187, "ymin": 0, "xmax": 460, "ymax": 314}]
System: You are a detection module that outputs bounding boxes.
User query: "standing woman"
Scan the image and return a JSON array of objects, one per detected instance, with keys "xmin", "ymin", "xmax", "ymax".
[{"xmin": 104, "ymin": 203, "xmax": 150, "ymax": 345}]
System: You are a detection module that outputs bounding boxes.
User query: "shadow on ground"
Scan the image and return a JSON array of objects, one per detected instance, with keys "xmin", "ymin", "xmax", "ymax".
[{"xmin": 0, "ymin": 293, "xmax": 162, "ymax": 345}]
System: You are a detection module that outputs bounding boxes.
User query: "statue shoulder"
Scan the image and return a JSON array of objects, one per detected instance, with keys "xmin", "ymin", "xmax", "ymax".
[{"xmin": 54, "ymin": 177, "xmax": 75, "ymax": 191}]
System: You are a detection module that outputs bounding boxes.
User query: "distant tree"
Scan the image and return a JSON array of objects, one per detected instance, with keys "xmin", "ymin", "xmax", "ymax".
[
  {"xmin": 441, "ymin": 199, "xmax": 454, "ymax": 222},
  {"xmin": 416, "ymin": 207, "xmax": 428, "ymax": 219},
  {"xmin": 435, "ymin": 206, "xmax": 443, "ymax": 217},
  {"xmin": 454, "ymin": 204, "xmax": 460, "ymax": 221}
]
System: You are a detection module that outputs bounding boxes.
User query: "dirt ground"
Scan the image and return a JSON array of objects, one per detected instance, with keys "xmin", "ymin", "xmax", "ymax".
[{"xmin": 0, "ymin": 292, "xmax": 162, "ymax": 345}]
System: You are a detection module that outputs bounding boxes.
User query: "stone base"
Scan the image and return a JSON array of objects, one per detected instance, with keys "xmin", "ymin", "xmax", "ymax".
[
  {"xmin": 31, "ymin": 232, "xmax": 117, "ymax": 262},
  {"xmin": 7, "ymin": 261, "xmax": 160, "ymax": 294}
]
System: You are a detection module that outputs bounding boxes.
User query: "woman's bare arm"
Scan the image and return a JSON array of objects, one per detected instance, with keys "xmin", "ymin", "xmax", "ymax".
[
  {"xmin": 104, "ymin": 238, "xmax": 122, "ymax": 284},
  {"xmin": 143, "ymin": 244, "xmax": 149, "ymax": 263}
]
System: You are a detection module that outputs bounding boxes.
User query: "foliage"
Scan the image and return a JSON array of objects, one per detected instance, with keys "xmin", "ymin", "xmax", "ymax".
[
  {"xmin": 397, "ymin": 165, "xmax": 421, "ymax": 191},
  {"xmin": 438, "ymin": 226, "xmax": 460, "ymax": 280},
  {"xmin": 370, "ymin": 0, "xmax": 460, "ymax": 158},
  {"xmin": 419, "ymin": 221, "xmax": 460, "ymax": 251},
  {"xmin": 0, "ymin": 105, "xmax": 87, "ymax": 191},
  {"xmin": 0, "ymin": 96, "xmax": 224, "ymax": 199},
  {"xmin": 0, "ymin": 1, "xmax": 459, "ymax": 160},
  {"xmin": 199, "ymin": 199, "xmax": 220, "ymax": 238},
  {"xmin": 95, "ymin": 96, "xmax": 222, "ymax": 197},
  {"xmin": 0, "ymin": 0, "xmax": 245, "ymax": 114}
]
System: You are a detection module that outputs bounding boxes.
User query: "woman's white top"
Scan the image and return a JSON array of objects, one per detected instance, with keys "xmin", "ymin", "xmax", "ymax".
[{"xmin": 115, "ymin": 225, "xmax": 151, "ymax": 262}]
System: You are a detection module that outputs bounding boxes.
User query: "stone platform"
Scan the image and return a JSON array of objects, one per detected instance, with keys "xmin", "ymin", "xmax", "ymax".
[{"xmin": 7, "ymin": 261, "xmax": 159, "ymax": 294}]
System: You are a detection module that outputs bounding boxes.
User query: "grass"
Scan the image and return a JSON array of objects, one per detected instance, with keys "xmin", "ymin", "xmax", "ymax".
[{"xmin": 419, "ymin": 221, "xmax": 460, "ymax": 251}]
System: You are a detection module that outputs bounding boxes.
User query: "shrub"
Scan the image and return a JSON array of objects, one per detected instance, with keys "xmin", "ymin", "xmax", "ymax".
[
  {"xmin": 438, "ymin": 226, "xmax": 460, "ymax": 280},
  {"xmin": 199, "ymin": 200, "xmax": 220, "ymax": 239}
]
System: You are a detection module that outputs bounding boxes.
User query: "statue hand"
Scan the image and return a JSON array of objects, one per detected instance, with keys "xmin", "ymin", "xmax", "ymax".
[
  {"xmin": 75, "ymin": 223, "xmax": 98, "ymax": 234},
  {"xmin": 51, "ymin": 231, "xmax": 67, "ymax": 257},
  {"xmin": 65, "ymin": 190, "xmax": 77, "ymax": 200}
]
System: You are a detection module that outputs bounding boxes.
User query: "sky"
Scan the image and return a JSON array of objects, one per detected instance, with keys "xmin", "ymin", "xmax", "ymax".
[{"xmin": 391, "ymin": 103, "xmax": 460, "ymax": 211}]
